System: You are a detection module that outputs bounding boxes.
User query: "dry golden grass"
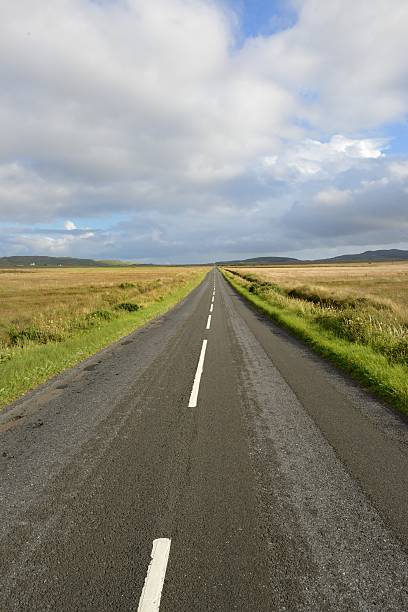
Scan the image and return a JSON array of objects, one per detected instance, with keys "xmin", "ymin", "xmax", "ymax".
[
  {"xmin": 0, "ymin": 266, "xmax": 204, "ymax": 348},
  {"xmin": 228, "ymin": 262, "xmax": 408, "ymax": 372},
  {"xmin": 236, "ymin": 262, "xmax": 408, "ymax": 310},
  {"xmin": 223, "ymin": 267, "xmax": 408, "ymax": 414},
  {"xmin": 0, "ymin": 265, "xmax": 207, "ymax": 408}
]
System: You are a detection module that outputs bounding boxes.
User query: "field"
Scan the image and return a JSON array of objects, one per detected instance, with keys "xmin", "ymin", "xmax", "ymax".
[
  {"xmin": 237, "ymin": 263, "xmax": 408, "ymax": 308},
  {"xmin": 223, "ymin": 263, "xmax": 408, "ymax": 414},
  {"xmin": 0, "ymin": 266, "xmax": 207, "ymax": 408}
]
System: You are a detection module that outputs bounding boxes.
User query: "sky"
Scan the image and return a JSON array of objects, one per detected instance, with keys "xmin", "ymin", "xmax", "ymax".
[{"xmin": 0, "ymin": 0, "xmax": 408, "ymax": 263}]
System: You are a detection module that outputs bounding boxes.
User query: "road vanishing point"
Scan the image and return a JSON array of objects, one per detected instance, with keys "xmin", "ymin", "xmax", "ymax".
[{"xmin": 1, "ymin": 269, "xmax": 408, "ymax": 611}]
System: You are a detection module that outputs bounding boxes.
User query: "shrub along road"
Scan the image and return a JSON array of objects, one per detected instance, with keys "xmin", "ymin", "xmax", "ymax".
[{"xmin": 1, "ymin": 269, "xmax": 408, "ymax": 611}]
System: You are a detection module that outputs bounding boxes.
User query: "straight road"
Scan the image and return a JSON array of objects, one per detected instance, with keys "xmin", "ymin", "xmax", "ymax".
[{"xmin": 1, "ymin": 268, "xmax": 408, "ymax": 611}]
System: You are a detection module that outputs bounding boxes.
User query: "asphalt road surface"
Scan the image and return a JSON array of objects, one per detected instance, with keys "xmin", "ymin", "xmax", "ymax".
[{"xmin": 1, "ymin": 269, "xmax": 408, "ymax": 611}]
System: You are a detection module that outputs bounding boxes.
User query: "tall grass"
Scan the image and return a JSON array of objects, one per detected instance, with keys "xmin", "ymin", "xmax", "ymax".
[
  {"xmin": 223, "ymin": 268, "xmax": 408, "ymax": 415},
  {"xmin": 0, "ymin": 267, "xmax": 207, "ymax": 408},
  {"xmin": 0, "ymin": 267, "xmax": 201, "ymax": 350}
]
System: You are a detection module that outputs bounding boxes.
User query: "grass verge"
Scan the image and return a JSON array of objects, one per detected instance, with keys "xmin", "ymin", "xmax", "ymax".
[
  {"xmin": 0, "ymin": 272, "xmax": 206, "ymax": 410},
  {"xmin": 222, "ymin": 269, "xmax": 408, "ymax": 416}
]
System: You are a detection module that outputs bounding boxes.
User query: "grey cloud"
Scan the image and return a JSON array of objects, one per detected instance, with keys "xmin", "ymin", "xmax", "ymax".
[{"xmin": 281, "ymin": 182, "xmax": 408, "ymax": 243}]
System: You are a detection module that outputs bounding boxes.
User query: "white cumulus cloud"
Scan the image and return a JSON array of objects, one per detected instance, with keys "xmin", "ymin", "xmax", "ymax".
[
  {"xmin": 262, "ymin": 135, "xmax": 387, "ymax": 181},
  {"xmin": 64, "ymin": 220, "xmax": 76, "ymax": 231}
]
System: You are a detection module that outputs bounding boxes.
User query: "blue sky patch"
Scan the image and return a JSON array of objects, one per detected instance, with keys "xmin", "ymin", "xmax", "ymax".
[{"xmin": 230, "ymin": 0, "xmax": 298, "ymax": 38}]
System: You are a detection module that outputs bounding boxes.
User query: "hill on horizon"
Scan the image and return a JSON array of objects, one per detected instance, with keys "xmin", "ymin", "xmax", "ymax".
[
  {"xmin": 217, "ymin": 248, "xmax": 408, "ymax": 266},
  {"xmin": 216, "ymin": 255, "xmax": 300, "ymax": 265},
  {"xmin": 317, "ymin": 249, "xmax": 408, "ymax": 263},
  {"xmin": 1, "ymin": 249, "xmax": 408, "ymax": 268},
  {"xmin": 0, "ymin": 256, "xmax": 121, "ymax": 268}
]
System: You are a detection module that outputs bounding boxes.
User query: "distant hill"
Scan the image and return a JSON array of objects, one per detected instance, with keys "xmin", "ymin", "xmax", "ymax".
[
  {"xmin": 97, "ymin": 259, "xmax": 133, "ymax": 266},
  {"xmin": 1, "ymin": 249, "xmax": 407, "ymax": 268},
  {"xmin": 318, "ymin": 249, "xmax": 408, "ymax": 263},
  {"xmin": 0, "ymin": 256, "xmax": 118, "ymax": 268},
  {"xmin": 217, "ymin": 249, "xmax": 408, "ymax": 266},
  {"xmin": 216, "ymin": 256, "xmax": 300, "ymax": 265}
]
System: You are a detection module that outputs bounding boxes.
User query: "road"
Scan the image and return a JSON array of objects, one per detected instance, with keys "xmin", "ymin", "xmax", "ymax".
[{"xmin": 1, "ymin": 268, "xmax": 408, "ymax": 611}]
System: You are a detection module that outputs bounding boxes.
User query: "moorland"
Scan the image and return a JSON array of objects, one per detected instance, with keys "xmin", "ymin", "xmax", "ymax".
[
  {"xmin": 0, "ymin": 266, "xmax": 206, "ymax": 408},
  {"xmin": 223, "ymin": 262, "xmax": 408, "ymax": 414}
]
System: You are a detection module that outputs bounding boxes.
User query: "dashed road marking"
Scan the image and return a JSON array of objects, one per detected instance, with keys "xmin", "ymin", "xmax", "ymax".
[
  {"xmin": 206, "ymin": 314, "xmax": 212, "ymax": 330},
  {"xmin": 137, "ymin": 538, "xmax": 171, "ymax": 612},
  {"xmin": 188, "ymin": 339, "xmax": 208, "ymax": 408},
  {"xmin": 210, "ymin": 304, "xmax": 214, "ymax": 313}
]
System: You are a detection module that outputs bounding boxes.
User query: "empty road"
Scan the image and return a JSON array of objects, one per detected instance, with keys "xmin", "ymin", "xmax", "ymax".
[{"xmin": 1, "ymin": 269, "xmax": 408, "ymax": 611}]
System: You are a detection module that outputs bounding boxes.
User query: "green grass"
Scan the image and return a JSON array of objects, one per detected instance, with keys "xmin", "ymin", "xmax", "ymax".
[
  {"xmin": 0, "ymin": 272, "xmax": 205, "ymax": 410},
  {"xmin": 222, "ymin": 269, "xmax": 408, "ymax": 416}
]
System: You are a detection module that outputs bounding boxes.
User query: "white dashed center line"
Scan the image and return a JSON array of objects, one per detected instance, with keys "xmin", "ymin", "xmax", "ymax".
[
  {"xmin": 206, "ymin": 314, "xmax": 212, "ymax": 330},
  {"xmin": 210, "ymin": 303, "xmax": 214, "ymax": 313},
  {"xmin": 188, "ymin": 339, "xmax": 208, "ymax": 408},
  {"xmin": 137, "ymin": 538, "xmax": 171, "ymax": 612}
]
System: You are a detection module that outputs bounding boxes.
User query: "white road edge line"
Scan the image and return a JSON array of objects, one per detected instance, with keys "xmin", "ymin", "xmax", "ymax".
[
  {"xmin": 210, "ymin": 304, "xmax": 214, "ymax": 313},
  {"xmin": 188, "ymin": 339, "xmax": 208, "ymax": 408},
  {"xmin": 138, "ymin": 538, "xmax": 171, "ymax": 612},
  {"xmin": 206, "ymin": 314, "xmax": 212, "ymax": 330}
]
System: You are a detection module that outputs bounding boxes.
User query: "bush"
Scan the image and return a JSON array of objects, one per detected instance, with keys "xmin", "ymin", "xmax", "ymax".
[
  {"xmin": 8, "ymin": 325, "xmax": 62, "ymax": 346},
  {"xmin": 315, "ymin": 309, "xmax": 408, "ymax": 366},
  {"xmin": 118, "ymin": 282, "xmax": 135, "ymax": 289},
  {"xmin": 85, "ymin": 309, "xmax": 114, "ymax": 322},
  {"xmin": 0, "ymin": 350, "xmax": 12, "ymax": 364},
  {"xmin": 248, "ymin": 281, "xmax": 283, "ymax": 296},
  {"xmin": 383, "ymin": 338, "xmax": 408, "ymax": 365},
  {"xmin": 115, "ymin": 302, "xmax": 140, "ymax": 312}
]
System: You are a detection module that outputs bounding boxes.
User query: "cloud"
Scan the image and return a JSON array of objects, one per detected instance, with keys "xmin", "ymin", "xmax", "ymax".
[
  {"xmin": 0, "ymin": 0, "xmax": 407, "ymax": 261},
  {"xmin": 262, "ymin": 135, "xmax": 387, "ymax": 181},
  {"xmin": 314, "ymin": 188, "xmax": 352, "ymax": 206},
  {"xmin": 1, "ymin": 228, "xmax": 97, "ymax": 257},
  {"xmin": 281, "ymin": 168, "xmax": 408, "ymax": 248},
  {"xmin": 389, "ymin": 160, "xmax": 408, "ymax": 182},
  {"xmin": 64, "ymin": 220, "xmax": 77, "ymax": 231},
  {"xmin": 247, "ymin": 0, "xmax": 408, "ymax": 132}
]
